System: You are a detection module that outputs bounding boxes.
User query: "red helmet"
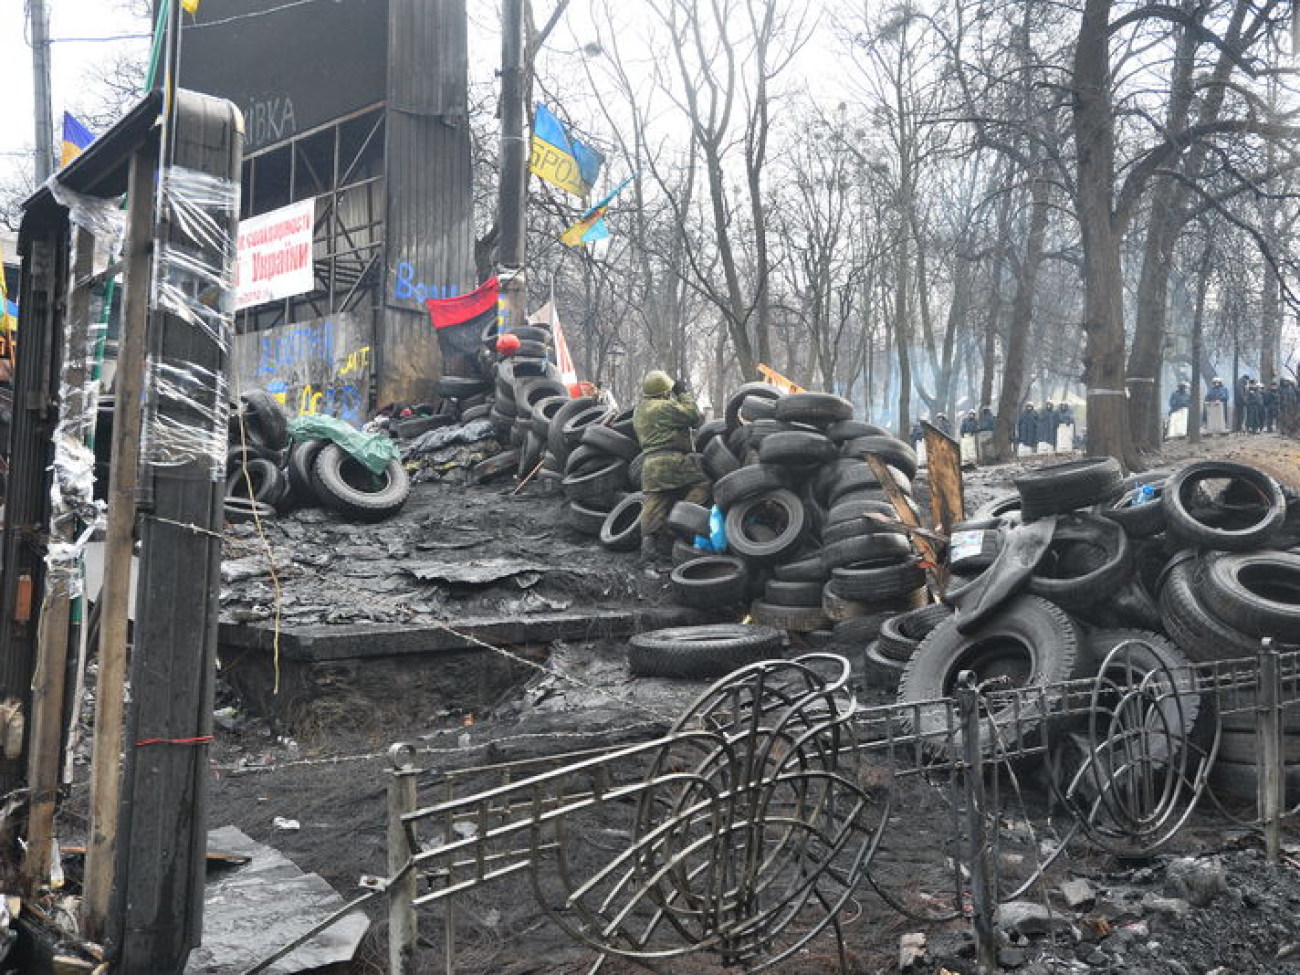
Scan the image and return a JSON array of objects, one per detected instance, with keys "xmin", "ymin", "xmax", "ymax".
[{"xmin": 495, "ymin": 332, "xmax": 521, "ymax": 355}]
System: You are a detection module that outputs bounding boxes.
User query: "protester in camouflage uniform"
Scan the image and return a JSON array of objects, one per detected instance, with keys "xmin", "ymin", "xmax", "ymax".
[{"xmin": 633, "ymin": 370, "xmax": 710, "ymax": 571}]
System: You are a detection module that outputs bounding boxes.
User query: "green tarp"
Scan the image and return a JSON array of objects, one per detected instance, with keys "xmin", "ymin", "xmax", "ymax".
[{"xmin": 288, "ymin": 414, "xmax": 400, "ymax": 475}]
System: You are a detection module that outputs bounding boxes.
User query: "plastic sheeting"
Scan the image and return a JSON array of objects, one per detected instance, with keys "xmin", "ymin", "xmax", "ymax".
[{"xmin": 288, "ymin": 414, "xmax": 401, "ymax": 475}]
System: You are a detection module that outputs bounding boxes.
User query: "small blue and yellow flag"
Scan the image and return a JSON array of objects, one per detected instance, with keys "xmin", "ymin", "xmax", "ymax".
[
  {"xmin": 561, "ymin": 176, "xmax": 633, "ymax": 247},
  {"xmin": 529, "ymin": 104, "xmax": 603, "ymax": 198},
  {"xmin": 181, "ymin": 0, "xmax": 201, "ymax": 12},
  {"xmin": 60, "ymin": 112, "xmax": 95, "ymax": 168}
]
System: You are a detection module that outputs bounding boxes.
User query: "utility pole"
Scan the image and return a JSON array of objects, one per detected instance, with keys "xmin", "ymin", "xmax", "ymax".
[
  {"xmin": 30, "ymin": 0, "xmax": 55, "ymax": 182},
  {"xmin": 497, "ymin": 0, "xmax": 527, "ymax": 333}
]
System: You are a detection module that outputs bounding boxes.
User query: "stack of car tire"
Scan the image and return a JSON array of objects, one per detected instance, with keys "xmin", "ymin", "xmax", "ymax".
[
  {"xmin": 224, "ymin": 389, "xmax": 411, "ymax": 523},
  {"xmin": 890, "ymin": 456, "xmax": 1300, "ymax": 801},
  {"xmin": 647, "ymin": 384, "xmax": 926, "ymax": 642}
]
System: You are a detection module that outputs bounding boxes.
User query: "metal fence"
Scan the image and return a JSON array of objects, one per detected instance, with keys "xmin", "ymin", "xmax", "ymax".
[{"xmin": 246, "ymin": 638, "xmax": 1300, "ymax": 975}]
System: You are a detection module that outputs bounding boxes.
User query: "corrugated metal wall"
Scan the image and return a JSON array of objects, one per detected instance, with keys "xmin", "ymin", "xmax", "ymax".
[{"xmin": 380, "ymin": 0, "xmax": 475, "ymax": 406}]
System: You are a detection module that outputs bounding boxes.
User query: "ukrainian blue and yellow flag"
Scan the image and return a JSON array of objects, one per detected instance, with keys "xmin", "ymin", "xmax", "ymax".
[
  {"xmin": 60, "ymin": 112, "xmax": 95, "ymax": 168},
  {"xmin": 529, "ymin": 104, "xmax": 603, "ymax": 198},
  {"xmin": 560, "ymin": 176, "xmax": 633, "ymax": 247}
]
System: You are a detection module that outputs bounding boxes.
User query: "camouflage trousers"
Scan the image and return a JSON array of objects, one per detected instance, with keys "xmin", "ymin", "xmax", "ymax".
[{"xmin": 641, "ymin": 481, "xmax": 712, "ymax": 540}]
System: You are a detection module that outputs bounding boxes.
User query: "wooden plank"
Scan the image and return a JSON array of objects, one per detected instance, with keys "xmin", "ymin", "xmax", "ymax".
[
  {"xmin": 863, "ymin": 454, "xmax": 947, "ymax": 592},
  {"xmin": 921, "ymin": 420, "xmax": 966, "ymax": 537},
  {"xmin": 82, "ymin": 147, "xmax": 155, "ymax": 942},
  {"xmin": 23, "ymin": 224, "xmax": 96, "ymax": 891}
]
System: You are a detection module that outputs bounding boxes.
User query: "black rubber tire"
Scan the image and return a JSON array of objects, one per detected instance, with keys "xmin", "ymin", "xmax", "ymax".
[
  {"xmin": 1201, "ymin": 551, "xmax": 1300, "ymax": 639},
  {"xmin": 831, "ymin": 613, "xmax": 892, "ymax": 645},
  {"xmin": 772, "ymin": 552, "xmax": 829, "ymax": 583},
  {"xmin": 694, "ymin": 418, "xmax": 728, "ymax": 452},
  {"xmin": 672, "ymin": 540, "xmax": 711, "ymax": 567},
  {"xmin": 528, "ymin": 396, "xmax": 570, "ymax": 438},
  {"xmin": 599, "ymin": 493, "xmax": 644, "ymax": 552},
  {"xmin": 822, "ymin": 533, "xmax": 912, "ymax": 571},
  {"xmin": 724, "ymin": 489, "xmax": 807, "ymax": 563},
  {"xmin": 670, "ymin": 557, "xmax": 749, "ymax": 608},
  {"xmin": 878, "ymin": 604, "xmax": 954, "ymax": 663},
  {"xmin": 223, "ymin": 496, "xmax": 277, "ymax": 524},
  {"xmin": 1027, "ymin": 513, "xmax": 1132, "ymax": 611},
  {"xmin": 763, "ymin": 578, "xmax": 824, "ymax": 608},
  {"xmin": 773, "ymin": 392, "xmax": 853, "ymax": 426},
  {"xmin": 471, "ymin": 449, "xmax": 520, "ymax": 483},
  {"xmin": 561, "ymin": 404, "xmax": 617, "ymax": 450},
  {"xmin": 436, "ymin": 375, "xmax": 491, "ymax": 398},
  {"xmin": 226, "ymin": 457, "xmax": 283, "ymax": 504},
  {"xmin": 749, "ymin": 600, "xmax": 830, "ymax": 633},
  {"xmin": 627, "ymin": 624, "xmax": 783, "ymax": 679},
  {"xmin": 1217, "ymin": 730, "xmax": 1300, "ymax": 764},
  {"xmin": 862, "ymin": 640, "xmax": 907, "ymax": 691},
  {"xmin": 827, "ymin": 498, "xmax": 897, "ymax": 527},
  {"xmin": 512, "ymin": 339, "xmax": 550, "ymax": 359},
  {"xmin": 667, "ymin": 501, "xmax": 712, "ymax": 540},
  {"xmin": 724, "ymin": 383, "xmax": 783, "ymax": 430},
  {"xmin": 517, "ymin": 431, "xmax": 544, "ymax": 478},
  {"xmin": 508, "ymin": 325, "xmax": 551, "ymax": 343},
  {"xmin": 609, "ymin": 407, "xmax": 637, "ymax": 440},
  {"xmin": 819, "ymin": 588, "xmax": 868, "ymax": 621},
  {"xmin": 1162, "ymin": 461, "xmax": 1286, "ymax": 551},
  {"xmin": 567, "ymin": 499, "xmax": 610, "ymax": 536},
  {"xmin": 562, "ymin": 458, "xmax": 629, "ymax": 503},
  {"xmin": 1099, "ymin": 474, "xmax": 1169, "ymax": 537},
  {"xmin": 1158, "ymin": 558, "xmax": 1262, "ymax": 663},
  {"xmin": 826, "ymin": 464, "xmax": 890, "ymax": 504},
  {"xmin": 1014, "ymin": 457, "xmax": 1124, "ymax": 522},
  {"xmin": 1209, "ymin": 760, "xmax": 1300, "ymax": 805},
  {"xmin": 739, "ymin": 395, "xmax": 779, "ymax": 423},
  {"xmin": 825, "ymin": 420, "xmax": 888, "ymax": 442},
  {"xmin": 310, "ymin": 443, "xmax": 411, "ymax": 522},
  {"xmin": 461, "ymin": 403, "xmax": 492, "ymax": 423},
  {"xmin": 898, "ymin": 595, "xmax": 1085, "ymax": 754},
  {"xmin": 515, "ymin": 378, "xmax": 568, "ymax": 415},
  {"xmin": 837, "ymin": 436, "xmax": 917, "ymax": 480},
  {"xmin": 239, "ymin": 389, "xmax": 290, "ymax": 451},
  {"xmin": 702, "ymin": 437, "xmax": 741, "ymax": 481},
  {"xmin": 509, "ymin": 355, "xmax": 554, "ymax": 378},
  {"xmin": 713, "ymin": 464, "xmax": 787, "ymax": 509},
  {"xmin": 579, "ymin": 423, "xmax": 639, "ymax": 461},
  {"xmin": 758, "ymin": 430, "xmax": 838, "ymax": 467},
  {"xmin": 287, "ymin": 441, "xmax": 325, "ymax": 506},
  {"xmin": 975, "ymin": 493, "xmax": 1023, "ymax": 522},
  {"xmin": 829, "ymin": 559, "xmax": 926, "ymax": 602},
  {"xmin": 627, "ymin": 453, "xmax": 646, "ymax": 490},
  {"xmin": 563, "ymin": 444, "xmax": 606, "ymax": 477},
  {"xmin": 546, "ymin": 396, "xmax": 598, "ymax": 462}
]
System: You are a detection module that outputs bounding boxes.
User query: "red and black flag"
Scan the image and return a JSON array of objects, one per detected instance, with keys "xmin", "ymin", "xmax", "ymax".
[{"xmin": 426, "ymin": 277, "xmax": 498, "ymax": 375}]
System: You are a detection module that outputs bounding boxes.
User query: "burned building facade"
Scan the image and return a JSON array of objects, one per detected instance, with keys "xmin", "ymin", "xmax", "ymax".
[{"xmin": 180, "ymin": 0, "xmax": 475, "ymax": 415}]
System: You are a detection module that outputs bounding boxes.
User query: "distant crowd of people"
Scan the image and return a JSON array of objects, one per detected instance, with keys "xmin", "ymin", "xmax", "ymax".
[
  {"xmin": 910, "ymin": 401, "xmax": 1077, "ymax": 466},
  {"xmin": 1167, "ymin": 374, "xmax": 1299, "ymax": 438}
]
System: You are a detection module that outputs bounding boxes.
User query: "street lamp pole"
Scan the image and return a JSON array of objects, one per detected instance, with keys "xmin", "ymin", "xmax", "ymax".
[{"xmin": 497, "ymin": 0, "xmax": 528, "ymax": 335}]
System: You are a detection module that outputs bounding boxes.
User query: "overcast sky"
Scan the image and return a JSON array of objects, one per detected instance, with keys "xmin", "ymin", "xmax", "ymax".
[{"xmin": 3, "ymin": 1, "xmax": 150, "ymax": 188}]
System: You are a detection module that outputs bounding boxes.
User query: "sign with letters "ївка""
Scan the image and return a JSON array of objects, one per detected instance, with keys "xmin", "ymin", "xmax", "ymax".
[{"xmin": 235, "ymin": 198, "xmax": 316, "ymax": 311}]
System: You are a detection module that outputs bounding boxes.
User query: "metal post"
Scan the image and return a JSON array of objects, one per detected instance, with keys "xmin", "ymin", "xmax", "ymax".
[
  {"xmin": 1258, "ymin": 638, "xmax": 1282, "ymax": 864},
  {"xmin": 957, "ymin": 671, "xmax": 997, "ymax": 974},
  {"xmin": 387, "ymin": 744, "xmax": 419, "ymax": 975},
  {"xmin": 496, "ymin": 0, "xmax": 528, "ymax": 336},
  {"xmin": 29, "ymin": 0, "xmax": 54, "ymax": 182}
]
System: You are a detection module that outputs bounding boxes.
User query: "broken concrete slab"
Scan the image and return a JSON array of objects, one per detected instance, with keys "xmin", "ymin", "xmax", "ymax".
[
  {"xmin": 1059, "ymin": 877, "xmax": 1096, "ymax": 910},
  {"xmin": 185, "ymin": 825, "xmax": 368, "ymax": 975}
]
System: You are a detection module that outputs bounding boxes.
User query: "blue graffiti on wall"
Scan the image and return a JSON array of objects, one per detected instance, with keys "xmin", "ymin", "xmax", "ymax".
[
  {"xmin": 258, "ymin": 320, "xmax": 335, "ymax": 375},
  {"xmin": 393, "ymin": 262, "xmax": 460, "ymax": 304}
]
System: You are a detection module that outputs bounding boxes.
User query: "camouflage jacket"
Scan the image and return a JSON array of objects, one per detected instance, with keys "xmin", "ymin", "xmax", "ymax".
[{"xmin": 633, "ymin": 392, "xmax": 706, "ymax": 492}]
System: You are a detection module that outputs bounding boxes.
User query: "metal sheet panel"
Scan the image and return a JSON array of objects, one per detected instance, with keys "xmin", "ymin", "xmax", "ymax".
[
  {"xmin": 379, "ymin": 0, "xmax": 475, "ymax": 405},
  {"xmin": 180, "ymin": 0, "xmax": 389, "ymax": 153}
]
